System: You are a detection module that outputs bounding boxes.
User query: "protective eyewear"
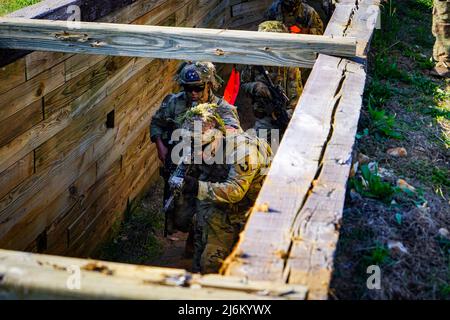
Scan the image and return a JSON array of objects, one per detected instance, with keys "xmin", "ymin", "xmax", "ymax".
[{"xmin": 183, "ymin": 84, "xmax": 206, "ymax": 93}]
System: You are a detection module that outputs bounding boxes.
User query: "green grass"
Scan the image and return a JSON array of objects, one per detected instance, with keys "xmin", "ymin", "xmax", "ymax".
[
  {"xmin": 0, "ymin": 0, "xmax": 41, "ymax": 16},
  {"xmin": 363, "ymin": 243, "xmax": 393, "ymax": 266},
  {"xmin": 367, "ymin": 99, "xmax": 403, "ymax": 139},
  {"xmin": 350, "ymin": 163, "xmax": 399, "ymax": 203}
]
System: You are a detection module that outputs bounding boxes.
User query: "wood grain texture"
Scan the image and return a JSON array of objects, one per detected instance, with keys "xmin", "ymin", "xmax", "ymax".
[
  {"xmin": 0, "ymin": 17, "xmax": 357, "ymax": 68},
  {"xmin": 0, "ymin": 62, "xmax": 64, "ymax": 123},
  {"xmin": 1, "ymin": 0, "xmax": 136, "ymax": 68},
  {"xmin": 0, "ymin": 249, "xmax": 307, "ymax": 300},
  {"xmin": 0, "ymin": 58, "xmax": 26, "ymax": 95},
  {"xmin": 0, "ymin": 99, "xmax": 43, "ymax": 147},
  {"xmin": 0, "ymin": 153, "xmax": 33, "ymax": 200},
  {"xmin": 25, "ymin": 51, "xmax": 70, "ymax": 80},
  {"xmin": 223, "ymin": 0, "xmax": 379, "ymax": 300}
]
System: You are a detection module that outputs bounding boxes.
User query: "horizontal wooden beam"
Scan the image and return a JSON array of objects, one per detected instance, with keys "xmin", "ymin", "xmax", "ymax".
[
  {"xmin": 0, "ymin": 249, "xmax": 307, "ymax": 299},
  {"xmin": 0, "ymin": 17, "xmax": 357, "ymax": 67}
]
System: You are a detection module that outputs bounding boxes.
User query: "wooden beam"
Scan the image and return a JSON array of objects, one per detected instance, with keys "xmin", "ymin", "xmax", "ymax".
[
  {"xmin": 0, "ymin": 17, "xmax": 357, "ymax": 67},
  {"xmin": 0, "ymin": 0, "xmax": 136, "ymax": 68},
  {"xmin": 222, "ymin": 0, "xmax": 379, "ymax": 300},
  {"xmin": 0, "ymin": 249, "xmax": 307, "ymax": 300}
]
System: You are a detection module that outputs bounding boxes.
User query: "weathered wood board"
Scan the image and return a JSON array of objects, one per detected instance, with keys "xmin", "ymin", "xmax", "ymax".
[
  {"xmin": 0, "ymin": 17, "xmax": 357, "ymax": 68},
  {"xmin": 222, "ymin": 0, "xmax": 379, "ymax": 300},
  {"xmin": 0, "ymin": 249, "xmax": 307, "ymax": 299}
]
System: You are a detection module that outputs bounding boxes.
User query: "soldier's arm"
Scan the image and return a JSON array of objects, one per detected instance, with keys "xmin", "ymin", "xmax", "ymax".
[
  {"xmin": 197, "ymin": 147, "xmax": 259, "ymax": 204},
  {"xmin": 309, "ymin": 11, "xmax": 324, "ymax": 35},
  {"xmin": 150, "ymin": 94, "xmax": 174, "ymax": 142}
]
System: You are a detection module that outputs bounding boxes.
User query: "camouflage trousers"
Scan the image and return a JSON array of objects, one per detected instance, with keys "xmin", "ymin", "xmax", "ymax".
[
  {"xmin": 192, "ymin": 200, "xmax": 250, "ymax": 274},
  {"xmin": 433, "ymin": 0, "xmax": 450, "ymax": 66}
]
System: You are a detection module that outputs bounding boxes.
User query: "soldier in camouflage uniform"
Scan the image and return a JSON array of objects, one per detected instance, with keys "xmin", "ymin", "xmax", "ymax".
[
  {"xmin": 240, "ymin": 21, "xmax": 303, "ymax": 142},
  {"xmin": 180, "ymin": 103, "xmax": 273, "ymax": 273},
  {"xmin": 150, "ymin": 61, "xmax": 242, "ymax": 238},
  {"xmin": 266, "ymin": 0, "xmax": 324, "ymax": 35},
  {"xmin": 432, "ymin": 0, "xmax": 449, "ymax": 77}
]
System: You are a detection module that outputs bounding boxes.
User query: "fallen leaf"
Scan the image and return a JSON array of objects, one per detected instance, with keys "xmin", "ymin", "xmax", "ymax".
[
  {"xmin": 397, "ymin": 179, "xmax": 416, "ymax": 192},
  {"xmin": 387, "ymin": 147, "xmax": 408, "ymax": 157}
]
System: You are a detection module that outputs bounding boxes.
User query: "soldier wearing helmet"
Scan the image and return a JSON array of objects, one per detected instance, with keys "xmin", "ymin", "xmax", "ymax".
[
  {"xmin": 266, "ymin": 0, "xmax": 324, "ymax": 35},
  {"xmin": 150, "ymin": 62, "xmax": 241, "ymax": 249},
  {"xmin": 179, "ymin": 103, "xmax": 272, "ymax": 273},
  {"xmin": 240, "ymin": 21, "xmax": 303, "ymax": 141}
]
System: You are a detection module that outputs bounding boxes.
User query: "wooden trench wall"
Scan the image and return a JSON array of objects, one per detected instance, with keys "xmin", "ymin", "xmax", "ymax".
[
  {"xmin": 0, "ymin": 0, "xmax": 267, "ymax": 258},
  {"xmin": 0, "ymin": 0, "xmax": 380, "ymax": 299}
]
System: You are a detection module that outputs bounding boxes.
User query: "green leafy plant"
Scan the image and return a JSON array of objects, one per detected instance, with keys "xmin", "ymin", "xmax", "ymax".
[
  {"xmin": 368, "ymin": 99, "xmax": 403, "ymax": 139},
  {"xmin": 363, "ymin": 243, "xmax": 392, "ymax": 266},
  {"xmin": 373, "ymin": 56, "xmax": 410, "ymax": 83},
  {"xmin": 350, "ymin": 163, "xmax": 399, "ymax": 202}
]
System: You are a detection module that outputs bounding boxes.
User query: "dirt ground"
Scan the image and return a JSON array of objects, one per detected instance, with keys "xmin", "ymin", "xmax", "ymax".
[{"xmin": 329, "ymin": 0, "xmax": 449, "ymax": 300}]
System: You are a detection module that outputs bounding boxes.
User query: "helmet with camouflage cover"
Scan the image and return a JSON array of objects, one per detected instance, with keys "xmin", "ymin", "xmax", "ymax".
[
  {"xmin": 258, "ymin": 20, "xmax": 288, "ymax": 33},
  {"xmin": 176, "ymin": 61, "xmax": 222, "ymax": 90},
  {"xmin": 180, "ymin": 103, "xmax": 225, "ymax": 146}
]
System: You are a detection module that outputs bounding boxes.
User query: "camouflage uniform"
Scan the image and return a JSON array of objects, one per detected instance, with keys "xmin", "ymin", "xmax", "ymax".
[
  {"xmin": 433, "ymin": 0, "xmax": 450, "ymax": 71},
  {"xmin": 180, "ymin": 104, "xmax": 272, "ymax": 273},
  {"xmin": 150, "ymin": 62, "xmax": 242, "ymax": 233},
  {"xmin": 193, "ymin": 132, "xmax": 273, "ymax": 273},
  {"xmin": 240, "ymin": 21, "xmax": 303, "ymax": 141},
  {"xmin": 266, "ymin": 0, "xmax": 325, "ymax": 35}
]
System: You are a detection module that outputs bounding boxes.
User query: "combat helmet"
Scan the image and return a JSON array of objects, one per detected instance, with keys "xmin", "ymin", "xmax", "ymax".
[
  {"xmin": 176, "ymin": 61, "xmax": 222, "ymax": 90},
  {"xmin": 180, "ymin": 103, "xmax": 226, "ymax": 146},
  {"xmin": 281, "ymin": 0, "xmax": 303, "ymax": 12}
]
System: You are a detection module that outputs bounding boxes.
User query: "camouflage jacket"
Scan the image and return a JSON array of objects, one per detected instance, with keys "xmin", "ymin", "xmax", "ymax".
[
  {"xmin": 266, "ymin": 0, "xmax": 324, "ymax": 35},
  {"xmin": 197, "ymin": 133, "xmax": 272, "ymax": 207},
  {"xmin": 240, "ymin": 64, "xmax": 303, "ymax": 112},
  {"xmin": 150, "ymin": 91, "xmax": 241, "ymax": 143}
]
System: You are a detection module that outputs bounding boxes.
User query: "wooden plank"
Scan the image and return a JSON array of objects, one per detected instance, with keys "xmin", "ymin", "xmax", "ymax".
[
  {"xmin": 0, "ymin": 99, "xmax": 43, "ymax": 147},
  {"xmin": 1, "ymin": 0, "xmax": 136, "ymax": 68},
  {"xmin": 231, "ymin": 0, "xmax": 272, "ymax": 17},
  {"xmin": 0, "ymin": 17, "xmax": 357, "ymax": 68},
  {"xmin": 223, "ymin": 1, "xmax": 380, "ymax": 300},
  {"xmin": 0, "ymin": 249, "xmax": 307, "ymax": 300},
  {"xmin": 0, "ymin": 152, "xmax": 33, "ymax": 200},
  {"xmin": 223, "ymin": 55, "xmax": 348, "ymax": 282},
  {"xmin": 0, "ymin": 162, "xmax": 97, "ymax": 251},
  {"xmin": 0, "ymin": 62, "xmax": 64, "ymax": 123},
  {"xmin": 44, "ymin": 56, "xmax": 131, "ymax": 119},
  {"xmin": 0, "ymin": 57, "xmax": 25, "ymax": 95},
  {"xmin": 25, "ymin": 51, "xmax": 69, "ymax": 80},
  {"xmin": 286, "ymin": 61, "xmax": 367, "ymax": 300},
  {"xmin": 45, "ymin": 161, "xmax": 121, "ymax": 255},
  {"xmin": 0, "ymin": 56, "xmax": 150, "ymax": 175},
  {"xmin": 0, "ymin": 57, "xmax": 166, "ymax": 249},
  {"xmin": 64, "ymin": 54, "xmax": 106, "ymax": 81}
]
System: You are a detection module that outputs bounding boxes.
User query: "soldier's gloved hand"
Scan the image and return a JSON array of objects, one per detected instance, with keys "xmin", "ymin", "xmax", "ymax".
[
  {"xmin": 183, "ymin": 176, "xmax": 199, "ymax": 196},
  {"xmin": 253, "ymin": 82, "xmax": 272, "ymax": 100}
]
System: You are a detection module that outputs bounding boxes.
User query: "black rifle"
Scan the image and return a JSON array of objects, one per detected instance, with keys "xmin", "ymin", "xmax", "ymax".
[
  {"xmin": 256, "ymin": 65, "xmax": 291, "ymax": 134},
  {"xmin": 162, "ymin": 149, "xmax": 193, "ymax": 237}
]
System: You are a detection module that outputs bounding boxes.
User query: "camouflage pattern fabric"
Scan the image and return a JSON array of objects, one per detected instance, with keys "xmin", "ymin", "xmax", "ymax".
[
  {"xmin": 266, "ymin": 0, "xmax": 325, "ymax": 35},
  {"xmin": 433, "ymin": 0, "xmax": 450, "ymax": 67},
  {"xmin": 193, "ymin": 132, "xmax": 273, "ymax": 273}
]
